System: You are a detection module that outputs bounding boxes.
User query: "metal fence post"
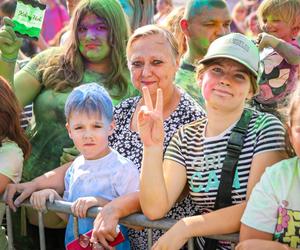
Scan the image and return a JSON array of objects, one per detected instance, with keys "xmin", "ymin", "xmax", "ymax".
[
  {"xmin": 187, "ymin": 238, "xmax": 194, "ymax": 250},
  {"xmin": 147, "ymin": 228, "xmax": 153, "ymax": 250},
  {"xmin": 38, "ymin": 211, "xmax": 46, "ymax": 250},
  {"xmin": 5, "ymin": 206, "xmax": 14, "ymax": 250}
]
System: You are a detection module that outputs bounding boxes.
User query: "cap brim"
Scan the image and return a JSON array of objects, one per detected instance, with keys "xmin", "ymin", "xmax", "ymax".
[{"xmin": 199, "ymin": 55, "xmax": 258, "ymax": 77}]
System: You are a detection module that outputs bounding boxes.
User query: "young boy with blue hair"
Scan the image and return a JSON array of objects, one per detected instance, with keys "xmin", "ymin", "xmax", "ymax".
[{"xmin": 29, "ymin": 83, "xmax": 139, "ymax": 248}]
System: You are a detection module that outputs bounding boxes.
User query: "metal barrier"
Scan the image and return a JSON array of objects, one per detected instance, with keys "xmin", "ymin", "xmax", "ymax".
[{"xmin": 1, "ymin": 198, "xmax": 239, "ymax": 250}]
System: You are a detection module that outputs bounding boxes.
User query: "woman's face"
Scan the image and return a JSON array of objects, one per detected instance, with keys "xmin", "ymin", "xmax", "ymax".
[
  {"xmin": 198, "ymin": 59, "xmax": 253, "ymax": 112},
  {"xmin": 127, "ymin": 33, "xmax": 179, "ymax": 97},
  {"xmin": 77, "ymin": 13, "xmax": 111, "ymax": 63}
]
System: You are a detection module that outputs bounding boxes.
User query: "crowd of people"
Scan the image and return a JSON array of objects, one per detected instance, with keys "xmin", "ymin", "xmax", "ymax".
[{"xmin": 0, "ymin": 0, "xmax": 300, "ymax": 249}]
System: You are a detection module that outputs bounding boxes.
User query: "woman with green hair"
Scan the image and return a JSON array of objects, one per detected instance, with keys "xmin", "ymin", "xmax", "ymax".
[{"xmin": 0, "ymin": 0, "xmax": 134, "ymax": 248}]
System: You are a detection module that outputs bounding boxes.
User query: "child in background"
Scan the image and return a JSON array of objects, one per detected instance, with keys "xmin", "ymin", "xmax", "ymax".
[
  {"xmin": 238, "ymin": 84, "xmax": 300, "ymax": 250},
  {"xmin": 29, "ymin": 83, "xmax": 139, "ymax": 248},
  {"xmin": 0, "ymin": 76, "xmax": 31, "ymax": 249},
  {"xmin": 252, "ymin": 0, "xmax": 300, "ymax": 119}
]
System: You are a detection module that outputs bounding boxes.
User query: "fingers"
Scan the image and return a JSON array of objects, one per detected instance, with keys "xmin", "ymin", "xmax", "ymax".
[
  {"xmin": 3, "ymin": 17, "xmax": 14, "ymax": 27},
  {"xmin": 5, "ymin": 184, "xmax": 18, "ymax": 212},
  {"xmin": 142, "ymin": 86, "xmax": 154, "ymax": 111},
  {"xmin": 71, "ymin": 200, "xmax": 89, "ymax": 218},
  {"xmin": 30, "ymin": 192, "xmax": 47, "ymax": 211},
  {"xmin": 154, "ymin": 89, "xmax": 163, "ymax": 114}
]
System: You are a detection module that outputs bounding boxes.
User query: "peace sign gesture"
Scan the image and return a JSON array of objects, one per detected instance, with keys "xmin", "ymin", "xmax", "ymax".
[{"xmin": 138, "ymin": 87, "xmax": 164, "ymax": 147}]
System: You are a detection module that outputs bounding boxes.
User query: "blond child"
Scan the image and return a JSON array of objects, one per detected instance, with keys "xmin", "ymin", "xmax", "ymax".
[
  {"xmin": 253, "ymin": 0, "xmax": 300, "ymax": 117},
  {"xmin": 29, "ymin": 83, "xmax": 139, "ymax": 248}
]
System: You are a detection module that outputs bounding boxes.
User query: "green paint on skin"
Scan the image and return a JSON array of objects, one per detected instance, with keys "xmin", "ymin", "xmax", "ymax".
[{"xmin": 187, "ymin": 0, "xmax": 227, "ymax": 19}]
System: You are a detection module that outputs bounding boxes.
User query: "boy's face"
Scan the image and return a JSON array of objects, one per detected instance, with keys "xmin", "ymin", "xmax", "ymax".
[
  {"xmin": 66, "ymin": 111, "xmax": 114, "ymax": 160},
  {"xmin": 262, "ymin": 15, "xmax": 295, "ymax": 42},
  {"xmin": 198, "ymin": 58, "xmax": 253, "ymax": 112}
]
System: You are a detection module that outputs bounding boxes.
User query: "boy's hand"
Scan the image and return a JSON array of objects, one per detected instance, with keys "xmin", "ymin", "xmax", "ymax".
[
  {"xmin": 30, "ymin": 189, "xmax": 62, "ymax": 212},
  {"xmin": 256, "ymin": 32, "xmax": 280, "ymax": 50},
  {"xmin": 71, "ymin": 197, "xmax": 99, "ymax": 218},
  {"xmin": 0, "ymin": 17, "xmax": 22, "ymax": 60}
]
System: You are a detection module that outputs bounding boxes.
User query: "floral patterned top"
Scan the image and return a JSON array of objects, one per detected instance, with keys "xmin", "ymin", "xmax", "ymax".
[{"xmin": 109, "ymin": 91, "xmax": 206, "ymax": 249}]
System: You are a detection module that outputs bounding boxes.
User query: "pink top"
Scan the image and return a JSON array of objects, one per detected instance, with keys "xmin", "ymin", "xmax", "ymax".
[{"xmin": 41, "ymin": 3, "xmax": 69, "ymax": 42}]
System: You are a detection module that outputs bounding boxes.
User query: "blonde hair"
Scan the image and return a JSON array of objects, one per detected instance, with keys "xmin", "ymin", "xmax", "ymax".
[
  {"xmin": 196, "ymin": 59, "xmax": 258, "ymax": 95},
  {"xmin": 257, "ymin": 0, "xmax": 300, "ymax": 28},
  {"xmin": 164, "ymin": 6, "xmax": 186, "ymax": 57},
  {"xmin": 126, "ymin": 24, "xmax": 179, "ymax": 61}
]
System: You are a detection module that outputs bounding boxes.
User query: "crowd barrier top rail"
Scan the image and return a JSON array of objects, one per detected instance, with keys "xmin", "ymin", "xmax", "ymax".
[{"xmin": 0, "ymin": 195, "xmax": 239, "ymax": 250}]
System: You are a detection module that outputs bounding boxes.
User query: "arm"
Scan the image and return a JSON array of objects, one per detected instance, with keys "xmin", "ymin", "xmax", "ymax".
[
  {"xmin": 91, "ymin": 192, "xmax": 141, "ymax": 249},
  {"xmin": 258, "ymin": 32, "xmax": 300, "ymax": 65},
  {"xmin": 0, "ymin": 18, "xmax": 42, "ymax": 107},
  {"xmin": 0, "ymin": 17, "xmax": 22, "ymax": 83},
  {"xmin": 138, "ymin": 87, "xmax": 187, "ymax": 219},
  {"xmin": 152, "ymin": 150, "xmax": 286, "ymax": 250},
  {"xmin": 6, "ymin": 162, "xmax": 71, "ymax": 211},
  {"xmin": 236, "ymin": 238, "xmax": 296, "ymax": 250}
]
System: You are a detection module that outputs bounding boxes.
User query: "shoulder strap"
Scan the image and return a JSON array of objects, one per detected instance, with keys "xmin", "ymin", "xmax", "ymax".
[
  {"xmin": 214, "ymin": 108, "xmax": 254, "ymax": 209},
  {"xmin": 203, "ymin": 108, "xmax": 254, "ymax": 250}
]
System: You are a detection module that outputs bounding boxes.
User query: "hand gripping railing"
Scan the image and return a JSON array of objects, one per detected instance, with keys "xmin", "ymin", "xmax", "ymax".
[{"xmin": 0, "ymin": 197, "xmax": 239, "ymax": 250}]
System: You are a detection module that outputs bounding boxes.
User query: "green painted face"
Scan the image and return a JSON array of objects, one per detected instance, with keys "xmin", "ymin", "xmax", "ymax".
[
  {"xmin": 77, "ymin": 13, "xmax": 111, "ymax": 63},
  {"xmin": 187, "ymin": 5, "xmax": 231, "ymax": 58}
]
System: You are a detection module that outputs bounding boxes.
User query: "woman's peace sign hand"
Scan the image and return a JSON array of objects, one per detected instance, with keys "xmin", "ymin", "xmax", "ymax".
[{"xmin": 138, "ymin": 87, "xmax": 164, "ymax": 147}]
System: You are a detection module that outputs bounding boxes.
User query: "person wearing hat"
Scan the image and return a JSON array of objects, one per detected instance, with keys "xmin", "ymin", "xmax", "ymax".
[
  {"xmin": 174, "ymin": 0, "xmax": 232, "ymax": 108},
  {"xmin": 138, "ymin": 33, "xmax": 287, "ymax": 249}
]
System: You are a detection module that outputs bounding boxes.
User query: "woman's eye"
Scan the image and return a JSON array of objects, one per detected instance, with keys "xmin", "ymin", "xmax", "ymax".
[
  {"xmin": 74, "ymin": 126, "xmax": 82, "ymax": 130},
  {"xmin": 234, "ymin": 73, "xmax": 246, "ymax": 80},
  {"xmin": 132, "ymin": 61, "xmax": 143, "ymax": 67},
  {"xmin": 97, "ymin": 25, "xmax": 107, "ymax": 31},
  {"xmin": 152, "ymin": 60, "xmax": 163, "ymax": 65},
  {"xmin": 212, "ymin": 67, "xmax": 223, "ymax": 74},
  {"xmin": 77, "ymin": 26, "xmax": 87, "ymax": 32}
]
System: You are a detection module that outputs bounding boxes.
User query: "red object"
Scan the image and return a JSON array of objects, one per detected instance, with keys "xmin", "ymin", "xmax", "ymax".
[{"xmin": 66, "ymin": 229, "xmax": 125, "ymax": 249}]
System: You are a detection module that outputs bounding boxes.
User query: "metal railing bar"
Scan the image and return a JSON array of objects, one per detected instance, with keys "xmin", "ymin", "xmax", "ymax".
[
  {"xmin": 38, "ymin": 211, "xmax": 46, "ymax": 250},
  {"xmin": 0, "ymin": 197, "xmax": 239, "ymax": 245},
  {"xmin": 5, "ymin": 206, "xmax": 14, "ymax": 250}
]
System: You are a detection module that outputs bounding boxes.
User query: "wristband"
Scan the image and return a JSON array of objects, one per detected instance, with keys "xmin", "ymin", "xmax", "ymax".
[{"xmin": 0, "ymin": 54, "xmax": 17, "ymax": 63}]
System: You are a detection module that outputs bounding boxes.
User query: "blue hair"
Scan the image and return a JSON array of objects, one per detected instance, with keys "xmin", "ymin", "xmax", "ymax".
[{"xmin": 65, "ymin": 83, "xmax": 113, "ymax": 123}]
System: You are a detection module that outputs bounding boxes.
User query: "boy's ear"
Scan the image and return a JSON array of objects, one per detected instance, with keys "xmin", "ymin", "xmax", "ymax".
[
  {"xmin": 66, "ymin": 123, "xmax": 73, "ymax": 139},
  {"xmin": 180, "ymin": 19, "xmax": 190, "ymax": 36}
]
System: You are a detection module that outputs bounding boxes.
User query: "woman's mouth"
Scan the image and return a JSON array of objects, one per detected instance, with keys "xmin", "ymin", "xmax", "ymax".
[{"xmin": 213, "ymin": 88, "xmax": 233, "ymax": 97}]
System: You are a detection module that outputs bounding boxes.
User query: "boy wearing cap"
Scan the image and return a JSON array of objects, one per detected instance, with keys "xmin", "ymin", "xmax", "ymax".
[
  {"xmin": 174, "ymin": 0, "xmax": 232, "ymax": 107},
  {"xmin": 139, "ymin": 33, "xmax": 286, "ymax": 250}
]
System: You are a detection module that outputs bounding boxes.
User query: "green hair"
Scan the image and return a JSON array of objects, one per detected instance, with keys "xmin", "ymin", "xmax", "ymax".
[
  {"xmin": 183, "ymin": 0, "xmax": 227, "ymax": 20},
  {"xmin": 41, "ymin": 0, "xmax": 131, "ymax": 100}
]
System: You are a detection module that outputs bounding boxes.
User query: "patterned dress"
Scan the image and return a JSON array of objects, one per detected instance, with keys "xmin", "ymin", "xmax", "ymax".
[{"xmin": 109, "ymin": 92, "xmax": 206, "ymax": 249}]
